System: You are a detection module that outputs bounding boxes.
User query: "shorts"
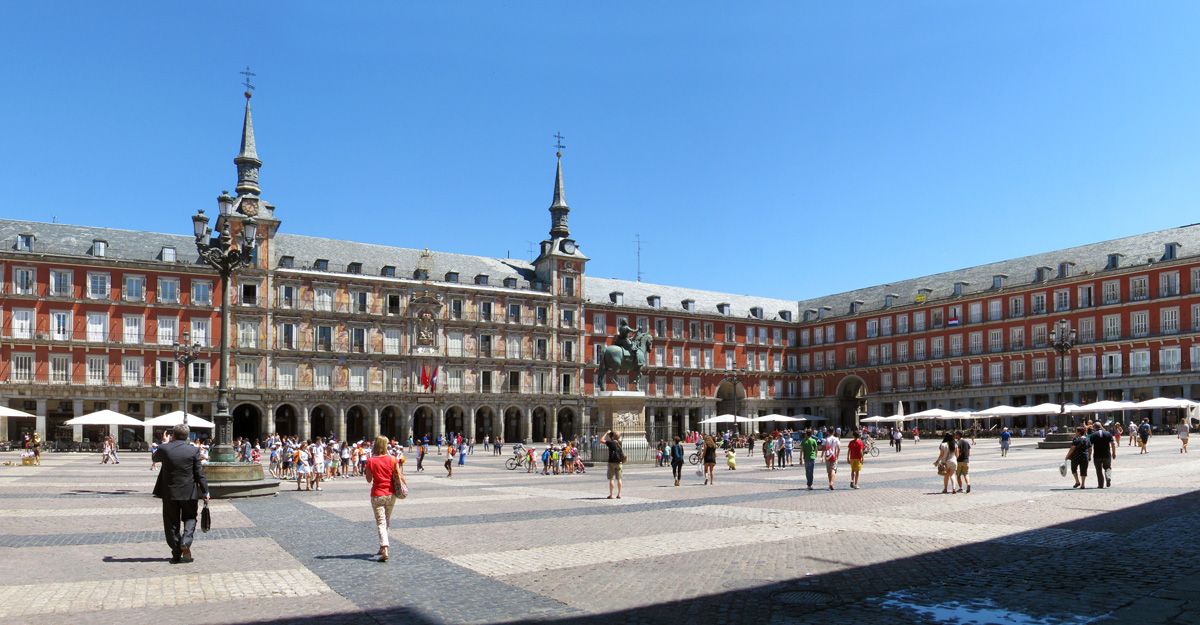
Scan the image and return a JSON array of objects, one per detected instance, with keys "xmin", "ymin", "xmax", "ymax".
[
  {"xmin": 1000, "ymin": 441, "xmax": 1010, "ymax": 450},
  {"xmin": 955, "ymin": 462, "xmax": 969, "ymax": 476},
  {"xmin": 341, "ymin": 458, "xmax": 350, "ymax": 467},
  {"xmin": 607, "ymin": 462, "xmax": 623, "ymax": 480},
  {"xmin": 314, "ymin": 462, "xmax": 325, "ymax": 473},
  {"xmin": 1070, "ymin": 457, "xmax": 1088, "ymax": 476},
  {"xmin": 825, "ymin": 460, "xmax": 837, "ymax": 474},
  {"xmin": 849, "ymin": 459, "xmax": 862, "ymax": 472}
]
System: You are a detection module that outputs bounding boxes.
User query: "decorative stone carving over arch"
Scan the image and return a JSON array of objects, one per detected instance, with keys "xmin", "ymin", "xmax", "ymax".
[{"xmin": 409, "ymin": 291, "xmax": 444, "ymax": 354}]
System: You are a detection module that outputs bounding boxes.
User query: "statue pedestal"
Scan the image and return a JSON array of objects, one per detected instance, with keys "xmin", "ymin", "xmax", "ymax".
[{"xmin": 594, "ymin": 391, "xmax": 651, "ymax": 463}]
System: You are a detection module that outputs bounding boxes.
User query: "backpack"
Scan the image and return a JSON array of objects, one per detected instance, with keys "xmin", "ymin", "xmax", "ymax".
[
  {"xmin": 1139, "ymin": 423, "xmax": 1151, "ymax": 436},
  {"xmin": 671, "ymin": 444, "xmax": 684, "ymax": 462}
]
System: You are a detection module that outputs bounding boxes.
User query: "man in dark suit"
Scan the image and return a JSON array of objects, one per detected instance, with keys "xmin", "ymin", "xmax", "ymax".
[{"xmin": 152, "ymin": 424, "xmax": 210, "ymax": 563}]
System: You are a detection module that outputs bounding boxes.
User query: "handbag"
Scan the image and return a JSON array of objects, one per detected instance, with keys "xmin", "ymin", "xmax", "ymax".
[
  {"xmin": 390, "ymin": 457, "xmax": 406, "ymax": 498},
  {"xmin": 200, "ymin": 499, "xmax": 211, "ymax": 533}
]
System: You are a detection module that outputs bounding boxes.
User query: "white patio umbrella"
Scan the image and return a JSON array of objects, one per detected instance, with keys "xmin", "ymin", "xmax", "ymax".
[
  {"xmin": 1134, "ymin": 397, "xmax": 1199, "ymax": 410},
  {"xmin": 0, "ymin": 406, "xmax": 36, "ymax": 418},
  {"xmin": 698, "ymin": 414, "xmax": 754, "ymax": 425},
  {"xmin": 860, "ymin": 416, "xmax": 889, "ymax": 423},
  {"xmin": 795, "ymin": 414, "xmax": 826, "ymax": 422},
  {"xmin": 754, "ymin": 414, "xmax": 804, "ymax": 422},
  {"xmin": 905, "ymin": 408, "xmax": 961, "ymax": 419},
  {"xmin": 64, "ymin": 410, "xmax": 146, "ymax": 427},
  {"xmin": 145, "ymin": 411, "xmax": 216, "ymax": 429},
  {"xmin": 974, "ymin": 405, "xmax": 1023, "ymax": 416},
  {"xmin": 1067, "ymin": 400, "xmax": 1137, "ymax": 414}
]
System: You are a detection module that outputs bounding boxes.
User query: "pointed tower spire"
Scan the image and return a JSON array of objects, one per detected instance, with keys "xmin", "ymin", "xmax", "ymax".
[
  {"xmin": 234, "ymin": 90, "xmax": 262, "ymax": 197},
  {"xmin": 549, "ymin": 151, "xmax": 570, "ymax": 238}
]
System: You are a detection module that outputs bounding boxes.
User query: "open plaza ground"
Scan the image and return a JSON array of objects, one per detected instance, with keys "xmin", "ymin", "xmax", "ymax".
[{"xmin": 1, "ymin": 437, "xmax": 1199, "ymax": 624}]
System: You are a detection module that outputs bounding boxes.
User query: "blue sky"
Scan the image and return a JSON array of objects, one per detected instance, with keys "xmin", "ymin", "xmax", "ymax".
[{"xmin": 2, "ymin": 2, "xmax": 1199, "ymax": 302}]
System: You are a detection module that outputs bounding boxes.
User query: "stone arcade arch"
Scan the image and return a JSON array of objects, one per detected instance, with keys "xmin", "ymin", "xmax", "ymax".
[
  {"xmin": 475, "ymin": 407, "xmax": 496, "ymax": 441},
  {"xmin": 231, "ymin": 403, "xmax": 262, "ymax": 441},
  {"xmin": 836, "ymin": 375, "xmax": 868, "ymax": 431},
  {"xmin": 346, "ymin": 405, "xmax": 369, "ymax": 443},
  {"xmin": 274, "ymin": 404, "xmax": 299, "ymax": 438},
  {"xmin": 380, "ymin": 405, "xmax": 400, "ymax": 440},
  {"xmin": 556, "ymin": 407, "xmax": 576, "ymax": 441},
  {"xmin": 503, "ymin": 407, "xmax": 523, "ymax": 444},
  {"xmin": 310, "ymin": 405, "xmax": 334, "ymax": 441},
  {"xmin": 444, "ymin": 406, "xmax": 466, "ymax": 439},
  {"xmin": 532, "ymin": 407, "xmax": 550, "ymax": 443},
  {"xmin": 412, "ymin": 406, "xmax": 434, "ymax": 442}
]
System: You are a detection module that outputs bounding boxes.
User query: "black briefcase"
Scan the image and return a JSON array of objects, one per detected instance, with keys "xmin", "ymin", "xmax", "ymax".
[{"xmin": 200, "ymin": 500, "xmax": 211, "ymax": 533}]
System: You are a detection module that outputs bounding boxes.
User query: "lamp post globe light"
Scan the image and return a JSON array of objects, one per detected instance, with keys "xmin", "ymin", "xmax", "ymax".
[
  {"xmin": 173, "ymin": 331, "xmax": 201, "ymax": 428},
  {"xmin": 1050, "ymin": 318, "xmax": 1078, "ymax": 427},
  {"xmin": 189, "ymin": 194, "xmax": 277, "ymax": 497},
  {"xmin": 722, "ymin": 368, "xmax": 747, "ymax": 436}
]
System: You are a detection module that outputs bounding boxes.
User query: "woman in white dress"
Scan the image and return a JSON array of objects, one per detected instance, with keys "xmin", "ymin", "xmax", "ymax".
[
  {"xmin": 934, "ymin": 433, "xmax": 958, "ymax": 494},
  {"xmin": 295, "ymin": 441, "xmax": 312, "ymax": 491}
]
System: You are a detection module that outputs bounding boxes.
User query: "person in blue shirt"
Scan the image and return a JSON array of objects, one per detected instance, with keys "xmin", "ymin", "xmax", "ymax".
[{"xmin": 999, "ymin": 427, "xmax": 1012, "ymax": 457}]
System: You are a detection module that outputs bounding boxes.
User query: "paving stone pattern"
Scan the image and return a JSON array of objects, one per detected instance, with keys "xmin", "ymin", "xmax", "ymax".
[{"xmin": 1, "ymin": 439, "xmax": 1199, "ymax": 624}]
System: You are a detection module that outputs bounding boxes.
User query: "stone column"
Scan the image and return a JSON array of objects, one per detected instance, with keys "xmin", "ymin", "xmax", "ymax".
[
  {"xmin": 0, "ymin": 398, "xmax": 8, "ymax": 442},
  {"xmin": 665, "ymin": 412, "xmax": 674, "ymax": 439},
  {"xmin": 263, "ymin": 404, "xmax": 274, "ymax": 440},
  {"xmin": 299, "ymin": 405, "xmax": 311, "ymax": 441},
  {"xmin": 336, "ymin": 406, "xmax": 347, "ymax": 442},
  {"xmin": 549, "ymin": 408, "xmax": 558, "ymax": 442},
  {"xmin": 522, "ymin": 409, "xmax": 532, "ymax": 444},
  {"xmin": 72, "ymin": 399, "xmax": 84, "ymax": 443},
  {"xmin": 433, "ymin": 406, "xmax": 445, "ymax": 441},
  {"xmin": 107, "ymin": 400, "xmax": 120, "ymax": 441},
  {"xmin": 36, "ymin": 399, "xmax": 48, "ymax": 443},
  {"xmin": 466, "ymin": 408, "xmax": 476, "ymax": 443},
  {"xmin": 143, "ymin": 402, "xmax": 155, "ymax": 448},
  {"xmin": 369, "ymin": 406, "xmax": 381, "ymax": 440},
  {"xmin": 495, "ymin": 410, "xmax": 505, "ymax": 444}
]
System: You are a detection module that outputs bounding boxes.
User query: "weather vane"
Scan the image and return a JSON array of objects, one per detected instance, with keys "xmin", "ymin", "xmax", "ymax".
[
  {"xmin": 240, "ymin": 66, "xmax": 256, "ymax": 98},
  {"xmin": 554, "ymin": 132, "xmax": 566, "ymax": 157}
]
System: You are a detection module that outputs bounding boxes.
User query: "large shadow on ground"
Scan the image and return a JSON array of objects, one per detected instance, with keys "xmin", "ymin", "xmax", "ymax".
[{"xmin": 236, "ymin": 490, "xmax": 1200, "ymax": 625}]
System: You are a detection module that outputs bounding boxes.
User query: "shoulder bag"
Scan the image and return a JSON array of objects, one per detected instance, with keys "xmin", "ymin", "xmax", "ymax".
[{"xmin": 391, "ymin": 457, "xmax": 408, "ymax": 499}]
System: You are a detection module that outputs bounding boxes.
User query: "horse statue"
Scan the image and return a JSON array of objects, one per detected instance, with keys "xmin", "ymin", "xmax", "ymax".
[{"xmin": 597, "ymin": 331, "xmax": 654, "ymax": 391}]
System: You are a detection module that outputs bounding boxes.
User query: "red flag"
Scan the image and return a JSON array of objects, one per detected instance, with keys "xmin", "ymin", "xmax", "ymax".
[{"xmin": 421, "ymin": 364, "xmax": 429, "ymax": 391}]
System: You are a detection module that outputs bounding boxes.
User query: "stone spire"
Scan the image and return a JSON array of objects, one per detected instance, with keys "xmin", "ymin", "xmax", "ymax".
[
  {"xmin": 234, "ymin": 92, "xmax": 261, "ymax": 197},
  {"xmin": 549, "ymin": 152, "xmax": 570, "ymax": 238}
]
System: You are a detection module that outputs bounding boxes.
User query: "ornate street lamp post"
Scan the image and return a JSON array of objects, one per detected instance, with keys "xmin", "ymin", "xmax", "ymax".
[
  {"xmin": 191, "ymin": 193, "xmax": 259, "ymax": 468},
  {"xmin": 722, "ymin": 368, "xmax": 748, "ymax": 436},
  {"xmin": 1050, "ymin": 318, "xmax": 1077, "ymax": 427},
  {"xmin": 173, "ymin": 331, "xmax": 202, "ymax": 427}
]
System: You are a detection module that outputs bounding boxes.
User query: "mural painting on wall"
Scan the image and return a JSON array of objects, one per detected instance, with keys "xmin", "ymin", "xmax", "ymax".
[{"xmin": 334, "ymin": 366, "xmax": 349, "ymax": 388}]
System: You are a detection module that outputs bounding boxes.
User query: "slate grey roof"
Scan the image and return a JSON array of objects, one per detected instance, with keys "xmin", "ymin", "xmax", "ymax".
[
  {"xmin": 586, "ymin": 276, "xmax": 799, "ymax": 321},
  {"xmin": 796, "ymin": 223, "xmax": 1200, "ymax": 321},
  {"xmin": 0, "ymin": 219, "xmax": 199, "ymax": 264},
  {"xmin": 272, "ymin": 233, "xmax": 539, "ymax": 286},
  {"xmin": 0, "ymin": 219, "xmax": 540, "ymax": 288}
]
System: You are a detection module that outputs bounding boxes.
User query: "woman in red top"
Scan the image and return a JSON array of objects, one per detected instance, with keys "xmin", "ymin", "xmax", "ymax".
[{"xmin": 364, "ymin": 435, "xmax": 405, "ymax": 562}]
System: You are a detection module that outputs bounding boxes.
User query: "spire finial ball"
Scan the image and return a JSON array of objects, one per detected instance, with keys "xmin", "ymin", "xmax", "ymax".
[
  {"xmin": 556, "ymin": 151, "xmax": 561, "ymax": 158},
  {"xmin": 245, "ymin": 91, "xmax": 252, "ymax": 100}
]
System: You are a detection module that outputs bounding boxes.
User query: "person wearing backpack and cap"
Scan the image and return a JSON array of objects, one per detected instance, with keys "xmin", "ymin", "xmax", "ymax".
[{"xmin": 602, "ymin": 430, "xmax": 625, "ymax": 498}]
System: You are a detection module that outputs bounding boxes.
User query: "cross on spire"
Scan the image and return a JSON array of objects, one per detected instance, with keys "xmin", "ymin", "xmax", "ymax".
[
  {"xmin": 240, "ymin": 66, "xmax": 256, "ymax": 98},
  {"xmin": 554, "ymin": 132, "xmax": 566, "ymax": 157}
]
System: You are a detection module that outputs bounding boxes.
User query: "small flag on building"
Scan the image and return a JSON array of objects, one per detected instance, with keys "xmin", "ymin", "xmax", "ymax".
[
  {"xmin": 421, "ymin": 364, "xmax": 429, "ymax": 391},
  {"xmin": 430, "ymin": 365, "xmax": 439, "ymax": 391}
]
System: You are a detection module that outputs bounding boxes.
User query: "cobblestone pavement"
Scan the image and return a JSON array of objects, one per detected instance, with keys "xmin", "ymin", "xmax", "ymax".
[{"xmin": 2, "ymin": 438, "xmax": 1199, "ymax": 624}]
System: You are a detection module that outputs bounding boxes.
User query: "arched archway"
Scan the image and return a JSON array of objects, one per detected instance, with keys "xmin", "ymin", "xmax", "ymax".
[
  {"xmin": 444, "ymin": 406, "xmax": 466, "ymax": 440},
  {"xmin": 475, "ymin": 407, "xmax": 495, "ymax": 442},
  {"xmin": 836, "ymin": 375, "xmax": 868, "ymax": 431},
  {"xmin": 556, "ymin": 408, "xmax": 576, "ymax": 441},
  {"xmin": 275, "ymin": 404, "xmax": 299, "ymax": 438},
  {"xmin": 532, "ymin": 407, "xmax": 550, "ymax": 443},
  {"xmin": 503, "ymin": 407, "xmax": 522, "ymax": 444},
  {"xmin": 412, "ymin": 406, "xmax": 434, "ymax": 442},
  {"xmin": 232, "ymin": 403, "xmax": 262, "ymax": 442},
  {"xmin": 380, "ymin": 406, "xmax": 399, "ymax": 440},
  {"xmin": 346, "ymin": 405, "xmax": 368, "ymax": 443},
  {"xmin": 311, "ymin": 405, "xmax": 334, "ymax": 441}
]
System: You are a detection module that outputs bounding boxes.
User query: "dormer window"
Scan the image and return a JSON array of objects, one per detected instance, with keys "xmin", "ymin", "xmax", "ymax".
[
  {"xmin": 381, "ymin": 266, "xmax": 396, "ymax": 277},
  {"xmin": 648, "ymin": 296, "xmax": 662, "ymax": 309},
  {"xmin": 161, "ymin": 247, "xmax": 176, "ymax": 262},
  {"xmin": 717, "ymin": 303, "xmax": 730, "ymax": 315},
  {"xmin": 1035, "ymin": 266, "xmax": 1051, "ymax": 282},
  {"xmin": 279, "ymin": 256, "xmax": 294, "ymax": 269},
  {"xmin": 314, "ymin": 259, "xmax": 329, "ymax": 271},
  {"xmin": 750, "ymin": 307, "xmax": 764, "ymax": 319},
  {"xmin": 17, "ymin": 234, "xmax": 34, "ymax": 251},
  {"xmin": 1057, "ymin": 262, "xmax": 1074, "ymax": 279},
  {"xmin": 503, "ymin": 277, "xmax": 517, "ymax": 288},
  {"xmin": 850, "ymin": 300, "xmax": 864, "ymax": 314},
  {"xmin": 819, "ymin": 306, "xmax": 832, "ymax": 319},
  {"xmin": 884, "ymin": 294, "xmax": 899, "ymax": 308},
  {"xmin": 92, "ymin": 240, "xmax": 107, "ymax": 258},
  {"xmin": 413, "ymin": 269, "xmax": 429, "ymax": 280},
  {"xmin": 444, "ymin": 271, "xmax": 458, "ymax": 282},
  {"xmin": 1105, "ymin": 253, "xmax": 1123, "ymax": 270},
  {"xmin": 475, "ymin": 274, "xmax": 489, "ymax": 285},
  {"xmin": 952, "ymin": 282, "xmax": 967, "ymax": 297},
  {"xmin": 804, "ymin": 309, "xmax": 817, "ymax": 322},
  {"xmin": 1164, "ymin": 242, "xmax": 1182, "ymax": 261},
  {"xmin": 347, "ymin": 262, "xmax": 363, "ymax": 275},
  {"xmin": 681, "ymin": 299, "xmax": 695, "ymax": 312},
  {"xmin": 610, "ymin": 292, "xmax": 624, "ymax": 305},
  {"xmin": 779, "ymin": 310, "xmax": 792, "ymax": 322},
  {"xmin": 916, "ymin": 289, "xmax": 932, "ymax": 304},
  {"xmin": 992, "ymin": 274, "xmax": 1007, "ymax": 289}
]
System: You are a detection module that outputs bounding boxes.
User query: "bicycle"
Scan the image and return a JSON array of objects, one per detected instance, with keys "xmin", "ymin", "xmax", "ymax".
[
  {"xmin": 862, "ymin": 437, "xmax": 881, "ymax": 458},
  {"xmin": 505, "ymin": 454, "xmax": 531, "ymax": 470},
  {"xmin": 688, "ymin": 452, "xmax": 700, "ymax": 465}
]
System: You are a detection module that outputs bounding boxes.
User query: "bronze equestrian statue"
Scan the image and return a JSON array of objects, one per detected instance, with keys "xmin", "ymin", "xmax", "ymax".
[{"xmin": 597, "ymin": 319, "xmax": 653, "ymax": 391}]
